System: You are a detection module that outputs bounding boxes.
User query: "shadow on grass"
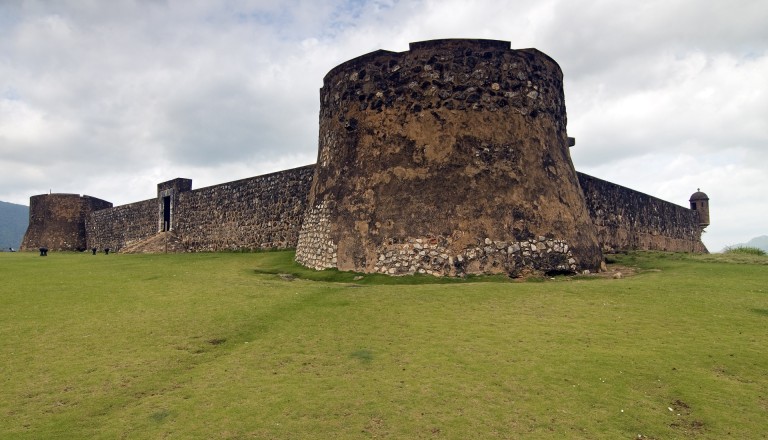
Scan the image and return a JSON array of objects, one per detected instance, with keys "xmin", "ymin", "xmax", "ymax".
[{"xmin": 350, "ymin": 349, "xmax": 374, "ymax": 364}]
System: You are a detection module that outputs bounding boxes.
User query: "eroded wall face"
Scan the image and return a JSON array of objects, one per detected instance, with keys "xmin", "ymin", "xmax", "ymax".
[
  {"xmin": 296, "ymin": 39, "xmax": 603, "ymax": 276},
  {"xmin": 86, "ymin": 166, "xmax": 314, "ymax": 252},
  {"xmin": 172, "ymin": 166, "xmax": 313, "ymax": 251},
  {"xmin": 86, "ymin": 199, "xmax": 156, "ymax": 251},
  {"xmin": 22, "ymin": 194, "xmax": 112, "ymax": 251},
  {"xmin": 578, "ymin": 173, "xmax": 707, "ymax": 253}
]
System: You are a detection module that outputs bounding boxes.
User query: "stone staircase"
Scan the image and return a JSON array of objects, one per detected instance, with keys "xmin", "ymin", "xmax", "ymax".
[{"xmin": 120, "ymin": 231, "xmax": 188, "ymax": 254}]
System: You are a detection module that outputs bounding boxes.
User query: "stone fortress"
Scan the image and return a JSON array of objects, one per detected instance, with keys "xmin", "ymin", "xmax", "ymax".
[{"xmin": 21, "ymin": 39, "xmax": 710, "ymax": 277}]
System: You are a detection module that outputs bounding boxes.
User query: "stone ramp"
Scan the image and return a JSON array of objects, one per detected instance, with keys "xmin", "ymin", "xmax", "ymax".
[{"xmin": 120, "ymin": 231, "xmax": 188, "ymax": 254}]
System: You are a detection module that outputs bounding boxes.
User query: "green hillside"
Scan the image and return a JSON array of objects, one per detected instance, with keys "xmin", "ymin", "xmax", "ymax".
[
  {"xmin": 0, "ymin": 251, "xmax": 765, "ymax": 439},
  {"xmin": 0, "ymin": 201, "xmax": 28, "ymax": 250}
]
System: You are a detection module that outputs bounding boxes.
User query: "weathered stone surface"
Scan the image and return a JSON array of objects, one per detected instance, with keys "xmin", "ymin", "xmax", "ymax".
[
  {"xmin": 86, "ymin": 165, "xmax": 314, "ymax": 252},
  {"xmin": 86, "ymin": 199, "xmax": 156, "ymax": 251},
  {"xmin": 578, "ymin": 173, "xmax": 707, "ymax": 253},
  {"xmin": 174, "ymin": 166, "xmax": 313, "ymax": 251},
  {"xmin": 366, "ymin": 235, "xmax": 578, "ymax": 277},
  {"xmin": 21, "ymin": 194, "xmax": 112, "ymax": 251},
  {"xmin": 296, "ymin": 38, "xmax": 604, "ymax": 275}
]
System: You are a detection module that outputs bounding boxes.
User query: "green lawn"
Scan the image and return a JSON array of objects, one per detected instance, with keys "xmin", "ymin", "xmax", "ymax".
[{"xmin": 0, "ymin": 250, "xmax": 766, "ymax": 439}]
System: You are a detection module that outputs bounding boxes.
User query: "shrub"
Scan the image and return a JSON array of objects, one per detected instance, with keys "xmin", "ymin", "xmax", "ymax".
[{"xmin": 723, "ymin": 246, "xmax": 766, "ymax": 256}]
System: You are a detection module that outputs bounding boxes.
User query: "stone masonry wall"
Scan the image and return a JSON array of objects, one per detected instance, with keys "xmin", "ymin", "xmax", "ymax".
[
  {"xmin": 578, "ymin": 173, "xmax": 707, "ymax": 253},
  {"xmin": 296, "ymin": 39, "xmax": 603, "ymax": 276},
  {"xmin": 86, "ymin": 199, "xmax": 156, "ymax": 251},
  {"xmin": 22, "ymin": 194, "xmax": 112, "ymax": 251},
  {"xmin": 84, "ymin": 167, "xmax": 705, "ymax": 257},
  {"xmin": 86, "ymin": 165, "xmax": 314, "ymax": 252},
  {"xmin": 173, "ymin": 165, "xmax": 313, "ymax": 251},
  {"xmin": 295, "ymin": 199, "xmax": 337, "ymax": 269}
]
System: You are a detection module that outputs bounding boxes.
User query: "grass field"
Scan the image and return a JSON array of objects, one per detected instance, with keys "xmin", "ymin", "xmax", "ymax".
[{"xmin": 0, "ymin": 250, "xmax": 766, "ymax": 439}]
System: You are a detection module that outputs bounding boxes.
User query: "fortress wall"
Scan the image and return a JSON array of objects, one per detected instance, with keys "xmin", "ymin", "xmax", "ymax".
[
  {"xmin": 82, "ymin": 167, "xmax": 705, "ymax": 256},
  {"xmin": 85, "ymin": 165, "xmax": 314, "ymax": 252},
  {"xmin": 86, "ymin": 198, "xmax": 156, "ymax": 251},
  {"xmin": 296, "ymin": 39, "xmax": 603, "ymax": 276},
  {"xmin": 173, "ymin": 165, "xmax": 314, "ymax": 251},
  {"xmin": 578, "ymin": 173, "xmax": 707, "ymax": 253},
  {"xmin": 22, "ymin": 40, "xmax": 709, "ymax": 266},
  {"xmin": 21, "ymin": 194, "xmax": 112, "ymax": 251}
]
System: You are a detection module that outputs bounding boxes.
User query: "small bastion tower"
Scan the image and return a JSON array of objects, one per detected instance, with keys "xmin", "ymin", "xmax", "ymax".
[
  {"xmin": 295, "ymin": 39, "xmax": 603, "ymax": 276},
  {"xmin": 689, "ymin": 189, "xmax": 710, "ymax": 229},
  {"xmin": 20, "ymin": 193, "xmax": 113, "ymax": 251}
]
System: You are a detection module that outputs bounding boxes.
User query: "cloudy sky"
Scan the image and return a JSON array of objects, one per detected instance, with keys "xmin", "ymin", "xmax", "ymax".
[{"xmin": 1, "ymin": 0, "xmax": 766, "ymax": 251}]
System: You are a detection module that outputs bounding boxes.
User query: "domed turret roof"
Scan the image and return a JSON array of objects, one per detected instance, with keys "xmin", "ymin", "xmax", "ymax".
[{"xmin": 689, "ymin": 189, "xmax": 709, "ymax": 201}]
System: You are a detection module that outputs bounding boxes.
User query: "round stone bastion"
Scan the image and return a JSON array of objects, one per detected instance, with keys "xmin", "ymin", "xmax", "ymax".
[
  {"xmin": 295, "ymin": 39, "xmax": 603, "ymax": 277},
  {"xmin": 21, "ymin": 193, "xmax": 112, "ymax": 252}
]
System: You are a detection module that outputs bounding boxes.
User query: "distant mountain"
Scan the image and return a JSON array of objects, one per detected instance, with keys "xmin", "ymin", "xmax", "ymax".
[
  {"xmin": 0, "ymin": 201, "xmax": 28, "ymax": 251},
  {"xmin": 743, "ymin": 236, "xmax": 768, "ymax": 252},
  {"xmin": 725, "ymin": 235, "xmax": 768, "ymax": 253}
]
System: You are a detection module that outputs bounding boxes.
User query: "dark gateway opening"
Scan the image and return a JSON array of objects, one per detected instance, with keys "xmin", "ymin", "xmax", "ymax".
[{"xmin": 162, "ymin": 196, "xmax": 171, "ymax": 231}]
